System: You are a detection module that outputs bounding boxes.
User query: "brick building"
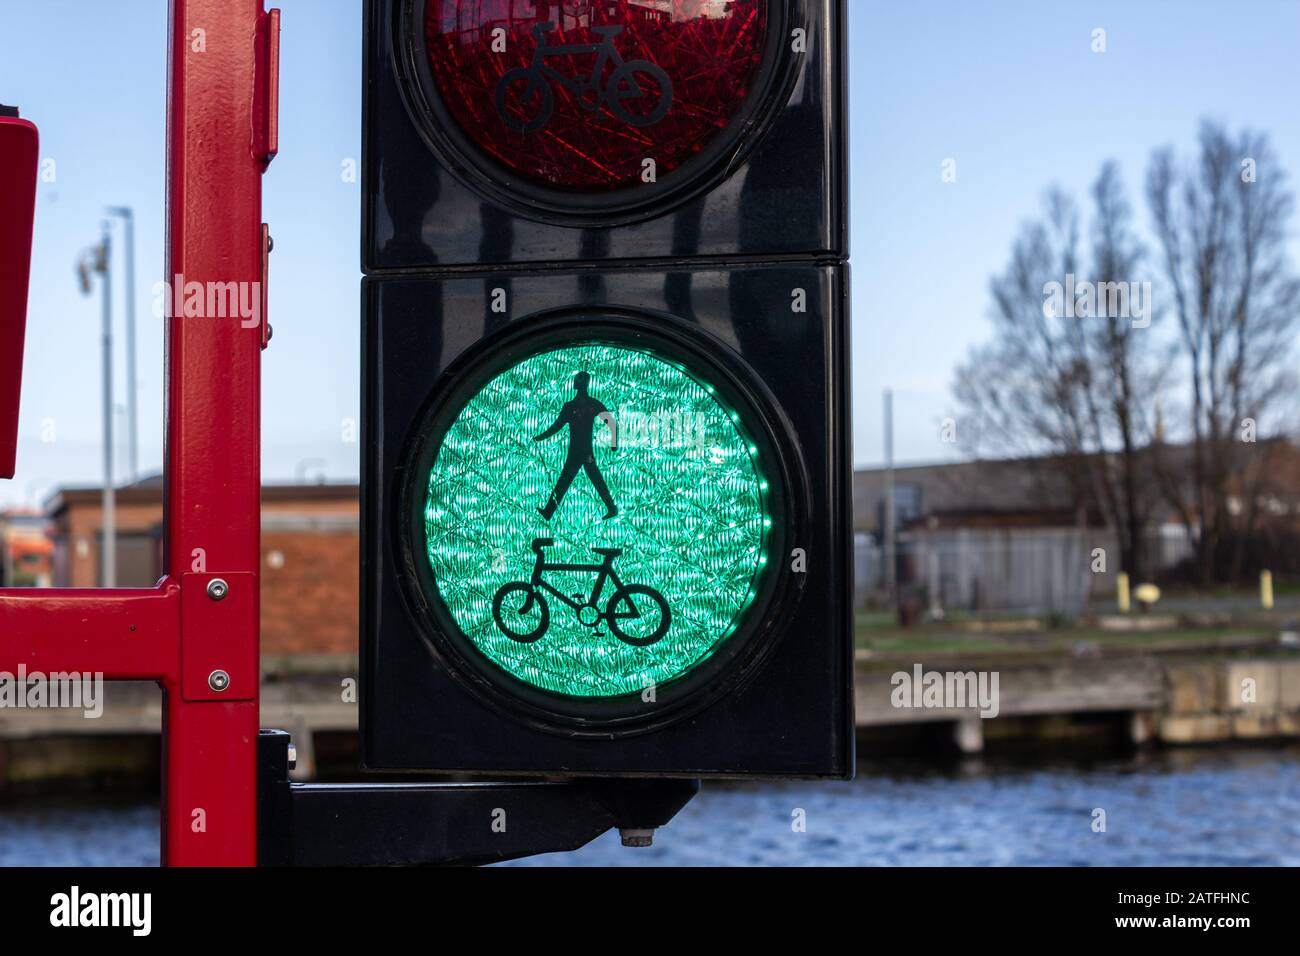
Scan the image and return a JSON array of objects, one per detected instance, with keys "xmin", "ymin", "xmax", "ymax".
[
  {"xmin": 852, "ymin": 438, "xmax": 1300, "ymax": 613},
  {"xmin": 45, "ymin": 478, "xmax": 359, "ymax": 656}
]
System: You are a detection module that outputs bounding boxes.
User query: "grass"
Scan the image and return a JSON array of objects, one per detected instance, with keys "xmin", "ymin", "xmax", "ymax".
[{"xmin": 854, "ymin": 608, "xmax": 1283, "ymax": 662}]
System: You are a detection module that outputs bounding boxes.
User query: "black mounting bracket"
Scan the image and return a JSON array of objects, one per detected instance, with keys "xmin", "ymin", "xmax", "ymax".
[{"xmin": 256, "ymin": 729, "xmax": 700, "ymax": 866}]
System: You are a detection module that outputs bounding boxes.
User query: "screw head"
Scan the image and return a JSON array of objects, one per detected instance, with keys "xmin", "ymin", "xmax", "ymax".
[
  {"xmin": 208, "ymin": 669, "xmax": 231, "ymax": 692},
  {"xmin": 206, "ymin": 578, "xmax": 229, "ymax": 601}
]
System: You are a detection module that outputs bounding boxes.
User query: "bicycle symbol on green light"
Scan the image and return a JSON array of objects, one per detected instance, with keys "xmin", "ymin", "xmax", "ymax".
[{"xmin": 492, "ymin": 537, "xmax": 671, "ymax": 647}]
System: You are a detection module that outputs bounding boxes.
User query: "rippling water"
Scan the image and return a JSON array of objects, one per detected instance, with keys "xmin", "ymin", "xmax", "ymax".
[{"xmin": 4, "ymin": 747, "xmax": 1299, "ymax": 866}]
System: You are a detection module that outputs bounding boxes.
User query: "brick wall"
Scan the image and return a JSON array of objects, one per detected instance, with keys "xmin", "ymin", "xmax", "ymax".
[
  {"xmin": 49, "ymin": 484, "xmax": 362, "ymax": 656},
  {"xmin": 261, "ymin": 526, "xmax": 359, "ymax": 655}
]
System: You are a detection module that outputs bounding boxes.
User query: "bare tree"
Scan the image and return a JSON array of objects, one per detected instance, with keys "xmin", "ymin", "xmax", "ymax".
[
  {"xmin": 955, "ymin": 163, "xmax": 1162, "ymax": 580},
  {"xmin": 1146, "ymin": 122, "xmax": 1300, "ymax": 585}
]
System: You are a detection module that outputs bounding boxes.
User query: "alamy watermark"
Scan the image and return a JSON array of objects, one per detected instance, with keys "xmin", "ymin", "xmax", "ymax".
[
  {"xmin": 50, "ymin": 886, "xmax": 151, "ymax": 936},
  {"xmin": 891, "ymin": 664, "xmax": 1000, "ymax": 718},
  {"xmin": 152, "ymin": 275, "xmax": 262, "ymax": 328},
  {"xmin": 595, "ymin": 406, "xmax": 708, "ymax": 457},
  {"xmin": 1042, "ymin": 274, "xmax": 1152, "ymax": 329},
  {"xmin": 0, "ymin": 665, "xmax": 104, "ymax": 718}
]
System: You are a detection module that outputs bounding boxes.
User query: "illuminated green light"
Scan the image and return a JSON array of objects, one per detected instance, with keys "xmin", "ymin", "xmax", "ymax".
[{"xmin": 422, "ymin": 342, "xmax": 770, "ymax": 699}]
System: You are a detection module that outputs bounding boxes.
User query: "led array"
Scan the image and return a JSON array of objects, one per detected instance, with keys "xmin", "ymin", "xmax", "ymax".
[{"xmin": 423, "ymin": 343, "xmax": 770, "ymax": 697}]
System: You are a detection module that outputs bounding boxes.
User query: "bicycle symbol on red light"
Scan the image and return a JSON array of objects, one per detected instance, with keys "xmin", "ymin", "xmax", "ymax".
[{"xmin": 494, "ymin": 21, "xmax": 674, "ymax": 133}]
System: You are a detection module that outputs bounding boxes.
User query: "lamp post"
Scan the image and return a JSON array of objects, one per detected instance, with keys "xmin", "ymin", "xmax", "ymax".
[
  {"xmin": 106, "ymin": 206, "xmax": 138, "ymax": 485},
  {"xmin": 884, "ymin": 388, "xmax": 896, "ymax": 602},
  {"xmin": 77, "ymin": 226, "xmax": 115, "ymax": 587}
]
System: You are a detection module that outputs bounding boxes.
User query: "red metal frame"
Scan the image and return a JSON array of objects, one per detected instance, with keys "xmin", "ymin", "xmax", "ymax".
[
  {"xmin": 0, "ymin": 112, "xmax": 38, "ymax": 479},
  {"xmin": 0, "ymin": 0, "xmax": 278, "ymax": 866}
]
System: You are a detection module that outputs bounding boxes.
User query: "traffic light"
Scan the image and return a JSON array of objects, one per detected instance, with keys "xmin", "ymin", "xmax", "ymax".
[
  {"xmin": 0, "ymin": 105, "xmax": 38, "ymax": 479},
  {"xmin": 362, "ymin": 0, "xmax": 851, "ymax": 777}
]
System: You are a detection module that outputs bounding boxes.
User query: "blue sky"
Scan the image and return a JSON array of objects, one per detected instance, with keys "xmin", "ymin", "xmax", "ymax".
[{"xmin": 1, "ymin": 0, "xmax": 1298, "ymax": 508}]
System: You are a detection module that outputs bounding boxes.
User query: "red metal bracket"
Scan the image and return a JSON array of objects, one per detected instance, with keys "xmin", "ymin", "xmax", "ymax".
[
  {"xmin": 260, "ymin": 222, "xmax": 272, "ymax": 349},
  {"xmin": 0, "ymin": 584, "xmax": 180, "ymax": 679},
  {"xmin": 254, "ymin": 7, "xmax": 281, "ymax": 170},
  {"xmin": 181, "ymin": 572, "xmax": 257, "ymax": 701}
]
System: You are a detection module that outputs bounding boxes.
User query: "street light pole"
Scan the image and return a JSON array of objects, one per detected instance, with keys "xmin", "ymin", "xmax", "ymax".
[
  {"xmin": 78, "ymin": 228, "xmax": 115, "ymax": 587},
  {"xmin": 107, "ymin": 206, "xmax": 138, "ymax": 485},
  {"xmin": 98, "ymin": 223, "xmax": 115, "ymax": 588},
  {"xmin": 883, "ymin": 388, "xmax": 896, "ymax": 602}
]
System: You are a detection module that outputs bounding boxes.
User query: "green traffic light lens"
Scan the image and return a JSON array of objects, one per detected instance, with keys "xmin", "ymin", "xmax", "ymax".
[{"xmin": 421, "ymin": 341, "xmax": 772, "ymax": 700}]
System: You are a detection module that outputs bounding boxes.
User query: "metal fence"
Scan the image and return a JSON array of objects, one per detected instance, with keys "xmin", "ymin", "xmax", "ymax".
[{"xmin": 855, "ymin": 525, "xmax": 1198, "ymax": 615}]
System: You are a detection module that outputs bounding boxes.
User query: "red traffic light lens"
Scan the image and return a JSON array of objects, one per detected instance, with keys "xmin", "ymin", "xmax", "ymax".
[{"xmin": 422, "ymin": 0, "xmax": 771, "ymax": 194}]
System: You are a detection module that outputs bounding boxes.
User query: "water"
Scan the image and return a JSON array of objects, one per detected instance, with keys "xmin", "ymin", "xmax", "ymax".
[
  {"xmin": 0, "ymin": 799, "xmax": 158, "ymax": 867},
  {"xmin": 4, "ymin": 747, "xmax": 1299, "ymax": 866}
]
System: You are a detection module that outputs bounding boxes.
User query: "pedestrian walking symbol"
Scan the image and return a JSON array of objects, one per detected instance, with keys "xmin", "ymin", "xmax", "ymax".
[{"xmin": 533, "ymin": 371, "xmax": 618, "ymax": 520}]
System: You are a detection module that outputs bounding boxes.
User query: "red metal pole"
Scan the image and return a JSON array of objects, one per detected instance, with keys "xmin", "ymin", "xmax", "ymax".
[{"xmin": 161, "ymin": 0, "xmax": 276, "ymax": 866}]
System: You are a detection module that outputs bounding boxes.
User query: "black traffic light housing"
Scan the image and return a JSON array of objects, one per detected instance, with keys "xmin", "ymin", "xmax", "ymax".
[
  {"xmin": 364, "ymin": 0, "xmax": 846, "ymax": 266},
  {"xmin": 361, "ymin": 0, "xmax": 852, "ymax": 778}
]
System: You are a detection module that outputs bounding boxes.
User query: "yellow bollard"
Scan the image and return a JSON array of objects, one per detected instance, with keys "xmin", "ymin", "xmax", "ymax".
[
  {"xmin": 1261, "ymin": 570, "xmax": 1274, "ymax": 610},
  {"xmin": 1117, "ymin": 572, "xmax": 1130, "ymax": 613}
]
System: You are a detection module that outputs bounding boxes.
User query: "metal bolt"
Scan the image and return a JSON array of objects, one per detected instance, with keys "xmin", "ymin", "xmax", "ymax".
[
  {"xmin": 206, "ymin": 578, "xmax": 228, "ymax": 601},
  {"xmin": 208, "ymin": 669, "xmax": 230, "ymax": 692},
  {"xmin": 287, "ymin": 742, "xmax": 298, "ymax": 770},
  {"xmin": 619, "ymin": 828, "xmax": 655, "ymax": 848}
]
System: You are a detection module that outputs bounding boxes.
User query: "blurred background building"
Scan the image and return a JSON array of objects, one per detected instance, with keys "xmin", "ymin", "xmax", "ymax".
[
  {"xmin": 44, "ymin": 477, "xmax": 359, "ymax": 656},
  {"xmin": 855, "ymin": 438, "xmax": 1300, "ymax": 615},
  {"xmin": 0, "ymin": 509, "xmax": 52, "ymax": 588}
]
